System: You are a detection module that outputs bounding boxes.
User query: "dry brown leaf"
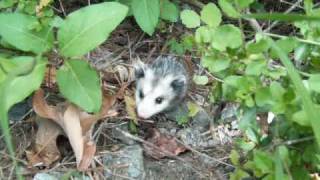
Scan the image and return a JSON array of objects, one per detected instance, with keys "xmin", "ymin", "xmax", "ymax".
[
  {"xmin": 32, "ymin": 89, "xmax": 59, "ymax": 123},
  {"xmin": 62, "ymin": 105, "xmax": 84, "ymax": 165},
  {"xmin": 26, "ymin": 117, "xmax": 63, "ymax": 167},
  {"xmin": 31, "ymin": 88, "xmax": 120, "ymax": 170},
  {"xmin": 124, "ymin": 95, "xmax": 138, "ymax": 124},
  {"xmin": 143, "ymin": 128, "xmax": 187, "ymax": 159},
  {"xmin": 78, "ymin": 141, "xmax": 96, "ymax": 171}
]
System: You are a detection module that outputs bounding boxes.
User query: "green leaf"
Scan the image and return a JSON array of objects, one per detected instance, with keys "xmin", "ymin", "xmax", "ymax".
[
  {"xmin": 271, "ymin": 39, "xmax": 320, "ymax": 148},
  {"xmin": 193, "ymin": 75, "xmax": 208, "ymax": 85},
  {"xmin": 160, "ymin": 0, "xmax": 179, "ymax": 22},
  {"xmin": 236, "ymin": 0, "xmax": 254, "ymax": 9},
  {"xmin": 195, "ymin": 26, "xmax": 211, "ymax": 43},
  {"xmin": 180, "ymin": 10, "xmax": 200, "ymax": 28},
  {"xmin": 200, "ymin": 3, "xmax": 221, "ymax": 27},
  {"xmin": 132, "ymin": 0, "xmax": 159, "ymax": 35},
  {"xmin": 187, "ymin": 102, "xmax": 200, "ymax": 117},
  {"xmin": 245, "ymin": 59, "xmax": 267, "ymax": 76},
  {"xmin": 211, "ymin": 24, "xmax": 243, "ymax": 51},
  {"xmin": 270, "ymin": 37, "xmax": 298, "ymax": 58},
  {"xmin": 58, "ymin": 2, "xmax": 128, "ymax": 57},
  {"xmin": 0, "ymin": 56, "xmax": 46, "ymax": 167},
  {"xmin": 56, "ymin": 60, "xmax": 102, "ymax": 113},
  {"xmin": 246, "ymin": 38, "xmax": 270, "ymax": 54},
  {"xmin": 0, "ymin": 13, "xmax": 53, "ymax": 54},
  {"xmin": 253, "ymin": 150, "xmax": 273, "ymax": 174},
  {"xmin": 218, "ymin": 0, "xmax": 240, "ymax": 18},
  {"xmin": 202, "ymin": 56, "xmax": 231, "ymax": 73},
  {"xmin": 292, "ymin": 109, "xmax": 311, "ymax": 126},
  {"xmin": 308, "ymin": 74, "xmax": 320, "ymax": 93},
  {"xmin": 0, "ymin": 0, "xmax": 16, "ymax": 9},
  {"xmin": 255, "ymin": 87, "xmax": 272, "ymax": 107},
  {"xmin": 230, "ymin": 150, "xmax": 240, "ymax": 165}
]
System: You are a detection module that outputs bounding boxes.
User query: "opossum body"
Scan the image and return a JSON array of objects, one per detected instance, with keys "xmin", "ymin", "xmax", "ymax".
[{"xmin": 134, "ymin": 56, "xmax": 188, "ymax": 119}]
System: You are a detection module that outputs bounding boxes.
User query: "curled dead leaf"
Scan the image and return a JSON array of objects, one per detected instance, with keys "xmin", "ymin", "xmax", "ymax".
[
  {"xmin": 143, "ymin": 129, "xmax": 187, "ymax": 159},
  {"xmin": 26, "ymin": 117, "xmax": 63, "ymax": 167},
  {"xmin": 31, "ymin": 88, "xmax": 120, "ymax": 170}
]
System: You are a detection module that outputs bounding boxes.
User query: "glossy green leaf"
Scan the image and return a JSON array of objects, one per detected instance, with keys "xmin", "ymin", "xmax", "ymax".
[
  {"xmin": 160, "ymin": 0, "xmax": 179, "ymax": 22},
  {"xmin": 58, "ymin": 2, "xmax": 128, "ymax": 57},
  {"xmin": 200, "ymin": 3, "xmax": 221, "ymax": 27},
  {"xmin": 132, "ymin": 0, "xmax": 159, "ymax": 35},
  {"xmin": 0, "ymin": 13, "xmax": 53, "ymax": 54},
  {"xmin": 57, "ymin": 60, "xmax": 102, "ymax": 113},
  {"xmin": 180, "ymin": 10, "xmax": 200, "ymax": 28},
  {"xmin": 211, "ymin": 24, "xmax": 243, "ymax": 51}
]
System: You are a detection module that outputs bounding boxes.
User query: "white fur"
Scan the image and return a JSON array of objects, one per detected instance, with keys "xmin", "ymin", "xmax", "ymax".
[{"xmin": 136, "ymin": 73, "xmax": 176, "ymax": 119}]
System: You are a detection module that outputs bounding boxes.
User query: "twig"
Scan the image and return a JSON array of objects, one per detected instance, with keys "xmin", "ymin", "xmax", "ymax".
[
  {"xmin": 264, "ymin": 0, "xmax": 303, "ymax": 32},
  {"xmin": 58, "ymin": 0, "xmax": 66, "ymax": 17}
]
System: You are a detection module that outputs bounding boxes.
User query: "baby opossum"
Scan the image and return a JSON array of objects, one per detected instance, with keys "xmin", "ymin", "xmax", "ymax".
[{"xmin": 134, "ymin": 56, "xmax": 189, "ymax": 119}]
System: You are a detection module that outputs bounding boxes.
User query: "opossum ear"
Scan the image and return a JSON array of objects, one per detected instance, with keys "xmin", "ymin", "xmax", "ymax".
[
  {"xmin": 133, "ymin": 59, "xmax": 146, "ymax": 79},
  {"xmin": 171, "ymin": 76, "xmax": 186, "ymax": 92}
]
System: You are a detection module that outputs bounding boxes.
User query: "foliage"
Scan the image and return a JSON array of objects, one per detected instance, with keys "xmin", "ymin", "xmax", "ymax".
[
  {"xmin": 180, "ymin": 0, "xmax": 320, "ymax": 179},
  {"xmin": 0, "ymin": 1, "xmax": 128, "ymax": 174}
]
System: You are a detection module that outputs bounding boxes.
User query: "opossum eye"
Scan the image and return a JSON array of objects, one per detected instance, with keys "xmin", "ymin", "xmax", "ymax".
[
  {"xmin": 139, "ymin": 90, "xmax": 144, "ymax": 99},
  {"xmin": 155, "ymin": 97, "xmax": 163, "ymax": 104}
]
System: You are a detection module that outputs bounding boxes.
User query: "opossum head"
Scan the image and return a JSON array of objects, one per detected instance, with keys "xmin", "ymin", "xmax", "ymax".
[{"xmin": 134, "ymin": 57, "xmax": 188, "ymax": 119}]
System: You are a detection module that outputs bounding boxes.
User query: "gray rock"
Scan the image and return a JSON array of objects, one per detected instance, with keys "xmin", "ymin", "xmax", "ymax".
[
  {"xmin": 165, "ymin": 102, "xmax": 189, "ymax": 122},
  {"xmin": 103, "ymin": 145, "xmax": 145, "ymax": 180},
  {"xmin": 191, "ymin": 107, "xmax": 211, "ymax": 131},
  {"xmin": 177, "ymin": 128, "xmax": 218, "ymax": 149},
  {"xmin": 220, "ymin": 103, "xmax": 240, "ymax": 123}
]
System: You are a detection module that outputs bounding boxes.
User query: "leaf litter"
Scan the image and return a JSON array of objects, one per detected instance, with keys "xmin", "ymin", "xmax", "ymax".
[{"xmin": 28, "ymin": 88, "xmax": 122, "ymax": 170}]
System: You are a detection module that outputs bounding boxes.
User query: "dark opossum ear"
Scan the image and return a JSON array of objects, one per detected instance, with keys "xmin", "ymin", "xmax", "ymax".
[
  {"xmin": 134, "ymin": 59, "xmax": 146, "ymax": 79},
  {"xmin": 171, "ymin": 76, "xmax": 186, "ymax": 92}
]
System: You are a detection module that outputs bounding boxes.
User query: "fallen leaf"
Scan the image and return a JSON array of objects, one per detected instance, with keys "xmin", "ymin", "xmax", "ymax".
[
  {"xmin": 143, "ymin": 128, "xmax": 187, "ymax": 159},
  {"xmin": 26, "ymin": 117, "xmax": 63, "ymax": 167},
  {"xmin": 32, "ymin": 89, "xmax": 60, "ymax": 123},
  {"xmin": 31, "ymin": 88, "xmax": 120, "ymax": 170},
  {"xmin": 124, "ymin": 95, "xmax": 138, "ymax": 124}
]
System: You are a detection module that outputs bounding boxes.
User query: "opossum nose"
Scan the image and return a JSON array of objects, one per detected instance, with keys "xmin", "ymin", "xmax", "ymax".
[{"xmin": 137, "ymin": 110, "xmax": 150, "ymax": 119}]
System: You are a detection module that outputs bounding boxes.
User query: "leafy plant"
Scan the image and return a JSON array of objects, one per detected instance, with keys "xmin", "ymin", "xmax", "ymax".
[
  {"xmin": 114, "ymin": 0, "xmax": 179, "ymax": 35},
  {"xmin": 180, "ymin": 1, "xmax": 320, "ymax": 178},
  {"xmin": 0, "ymin": 1, "xmax": 128, "ymax": 174}
]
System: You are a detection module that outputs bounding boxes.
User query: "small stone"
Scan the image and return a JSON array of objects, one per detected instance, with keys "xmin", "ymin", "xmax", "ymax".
[
  {"xmin": 191, "ymin": 107, "xmax": 211, "ymax": 131},
  {"xmin": 103, "ymin": 145, "xmax": 145, "ymax": 179}
]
